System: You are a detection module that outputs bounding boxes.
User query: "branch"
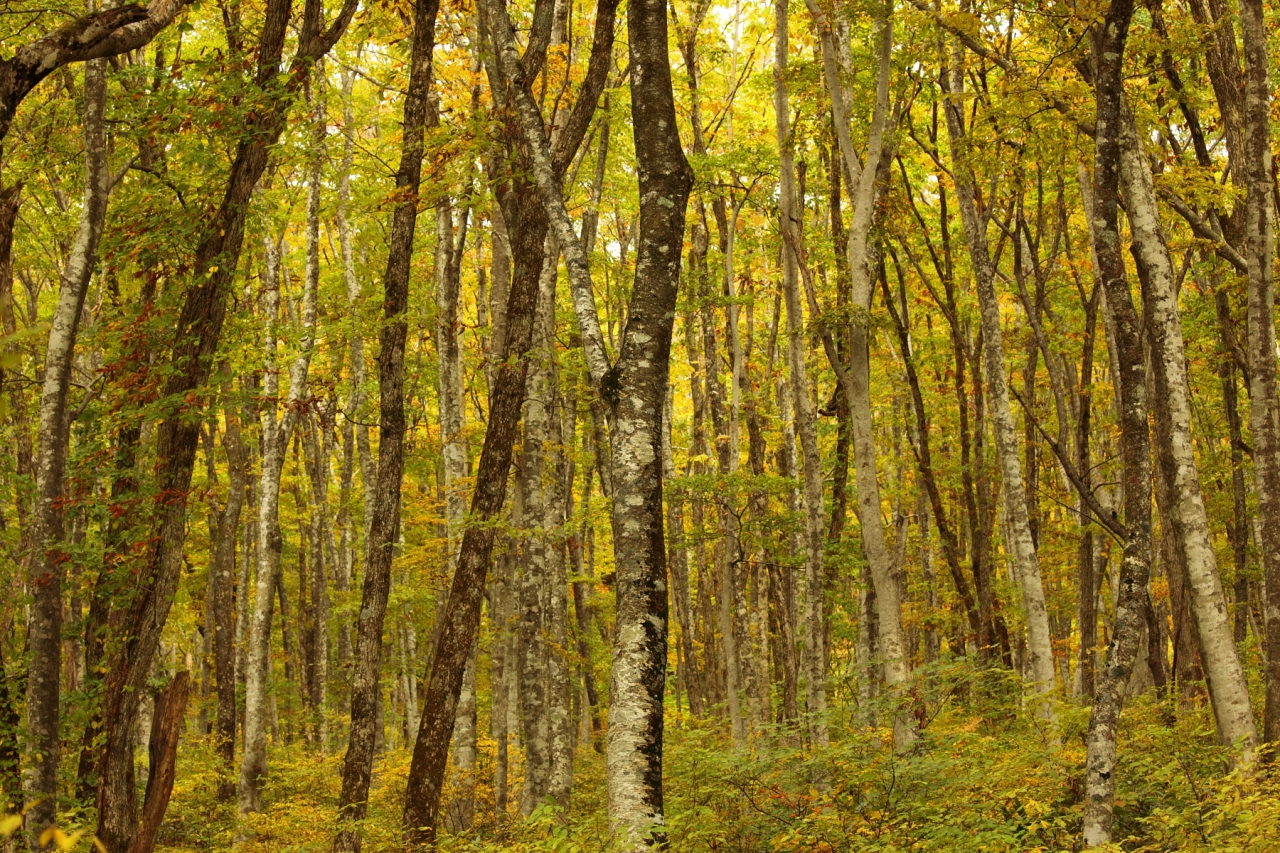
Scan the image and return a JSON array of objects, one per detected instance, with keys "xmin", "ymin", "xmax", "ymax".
[
  {"xmin": 902, "ymin": 0, "xmax": 1094, "ymax": 137},
  {"xmin": 1, "ymin": 0, "xmax": 192, "ymax": 141},
  {"xmin": 1156, "ymin": 185, "xmax": 1249, "ymax": 273},
  {"xmin": 484, "ymin": 0, "xmax": 612, "ymax": 391},
  {"xmin": 1010, "ymin": 382, "xmax": 1126, "ymax": 542}
]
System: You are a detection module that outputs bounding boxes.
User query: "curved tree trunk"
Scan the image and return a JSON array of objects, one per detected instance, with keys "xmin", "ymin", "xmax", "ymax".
[{"xmin": 25, "ymin": 57, "xmax": 109, "ymax": 848}]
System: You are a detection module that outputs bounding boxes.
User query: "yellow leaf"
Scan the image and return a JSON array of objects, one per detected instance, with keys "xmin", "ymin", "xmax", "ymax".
[{"xmin": 0, "ymin": 815, "xmax": 21, "ymax": 837}]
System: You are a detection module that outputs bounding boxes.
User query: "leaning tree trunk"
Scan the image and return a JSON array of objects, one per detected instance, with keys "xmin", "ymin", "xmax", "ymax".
[
  {"xmin": 24, "ymin": 57, "xmax": 109, "ymax": 848},
  {"xmin": 400, "ymin": 0, "xmax": 617, "ymax": 838},
  {"xmin": 93, "ymin": 1, "xmax": 357, "ymax": 845},
  {"xmin": 332, "ymin": 0, "xmax": 438, "ymax": 847}
]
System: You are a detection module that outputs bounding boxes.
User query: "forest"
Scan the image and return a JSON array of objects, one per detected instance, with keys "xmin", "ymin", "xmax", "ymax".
[{"xmin": 1, "ymin": 0, "xmax": 1279, "ymax": 849}]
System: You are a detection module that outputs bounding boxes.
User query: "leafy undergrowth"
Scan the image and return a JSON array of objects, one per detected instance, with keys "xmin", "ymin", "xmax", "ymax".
[{"xmin": 136, "ymin": 680, "xmax": 1278, "ymax": 852}]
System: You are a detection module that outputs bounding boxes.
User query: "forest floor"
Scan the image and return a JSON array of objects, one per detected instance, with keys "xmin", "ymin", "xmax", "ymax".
[{"xmin": 154, "ymin": 662, "xmax": 1280, "ymax": 852}]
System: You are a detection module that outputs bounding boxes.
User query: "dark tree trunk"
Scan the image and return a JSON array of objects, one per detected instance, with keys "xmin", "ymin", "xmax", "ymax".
[
  {"xmin": 1076, "ymin": 284, "xmax": 1099, "ymax": 698},
  {"xmin": 400, "ymin": 0, "xmax": 616, "ymax": 838},
  {"xmin": 332, "ymin": 0, "xmax": 438, "ymax": 847},
  {"xmin": 92, "ymin": 1, "xmax": 356, "ymax": 846},
  {"xmin": 604, "ymin": 0, "xmax": 693, "ymax": 842},
  {"xmin": 212, "ymin": 388, "xmax": 246, "ymax": 800},
  {"xmin": 0, "ymin": 648, "xmax": 21, "ymax": 818},
  {"xmin": 402, "ymin": 180, "xmax": 548, "ymax": 850},
  {"xmin": 128, "ymin": 671, "xmax": 191, "ymax": 853}
]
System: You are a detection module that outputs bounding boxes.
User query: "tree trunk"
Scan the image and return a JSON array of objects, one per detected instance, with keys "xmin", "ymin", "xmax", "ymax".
[
  {"xmin": 1237, "ymin": 0, "xmax": 1280, "ymax": 747},
  {"xmin": 212, "ymin": 388, "xmax": 247, "ymax": 800},
  {"xmin": 806, "ymin": 0, "xmax": 914, "ymax": 746},
  {"xmin": 1117, "ymin": 107, "xmax": 1257, "ymax": 759},
  {"xmin": 93, "ymin": 2, "xmax": 356, "ymax": 845},
  {"xmin": 332, "ymin": 0, "xmax": 438, "ymax": 846},
  {"xmin": 24, "ymin": 58, "xmax": 109, "ymax": 847},
  {"xmin": 602, "ymin": 0, "xmax": 693, "ymax": 842},
  {"xmin": 401, "ymin": 0, "xmax": 615, "ymax": 838},
  {"xmin": 240, "ymin": 219, "xmax": 320, "ymax": 813},
  {"xmin": 1076, "ymin": 285, "xmax": 1100, "ymax": 698},
  {"xmin": 774, "ymin": 0, "xmax": 832, "ymax": 749},
  {"xmin": 128, "ymin": 672, "xmax": 190, "ymax": 853},
  {"xmin": 941, "ymin": 46, "xmax": 1057, "ymax": 712},
  {"xmin": 1081, "ymin": 2, "xmax": 1155, "ymax": 842},
  {"xmin": 516, "ymin": 248, "xmax": 555, "ymax": 814}
]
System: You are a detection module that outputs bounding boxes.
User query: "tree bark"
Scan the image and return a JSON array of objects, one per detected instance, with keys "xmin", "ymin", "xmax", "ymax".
[
  {"xmin": 93, "ymin": 2, "xmax": 357, "ymax": 846},
  {"xmin": 1236, "ymin": 0, "xmax": 1280, "ymax": 747},
  {"xmin": 805, "ymin": 0, "xmax": 912, "ymax": 747},
  {"xmin": 774, "ymin": 0, "xmax": 833, "ymax": 749},
  {"xmin": 240, "ymin": 218, "xmax": 320, "ymax": 812},
  {"xmin": 25, "ymin": 57, "xmax": 109, "ymax": 848},
  {"xmin": 1081, "ymin": 1, "xmax": 1154, "ymax": 842},
  {"xmin": 0, "ymin": 0, "xmax": 190, "ymax": 144},
  {"xmin": 401, "ymin": 0, "xmax": 615, "ymax": 839},
  {"xmin": 940, "ymin": 41, "xmax": 1057, "ymax": 712},
  {"xmin": 212, "ymin": 385, "xmax": 247, "ymax": 800},
  {"xmin": 602, "ymin": 0, "xmax": 693, "ymax": 843},
  {"xmin": 332, "ymin": 0, "xmax": 438, "ymax": 846},
  {"xmin": 1117, "ymin": 106, "xmax": 1257, "ymax": 759},
  {"xmin": 127, "ymin": 671, "xmax": 190, "ymax": 853}
]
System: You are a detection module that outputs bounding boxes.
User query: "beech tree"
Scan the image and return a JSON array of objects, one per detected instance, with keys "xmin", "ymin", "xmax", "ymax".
[{"xmin": 2, "ymin": 0, "xmax": 1279, "ymax": 851}]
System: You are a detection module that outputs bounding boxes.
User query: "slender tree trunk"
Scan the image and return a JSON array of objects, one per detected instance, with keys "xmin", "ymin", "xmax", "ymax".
[
  {"xmin": 1081, "ymin": 2, "xmax": 1154, "ymax": 842},
  {"xmin": 1212, "ymin": 285, "xmax": 1251, "ymax": 645},
  {"xmin": 1076, "ymin": 286, "xmax": 1099, "ymax": 698},
  {"xmin": 24, "ymin": 58, "xmax": 109, "ymax": 848},
  {"xmin": 516, "ymin": 248, "xmax": 555, "ymax": 814},
  {"xmin": 806, "ymin": 0, "xmax": 913, "ymax": 746},
  {"xmin": 240, "ymin": 222, "xmax": 319, "ymax": 813},
  {"xmin": 774, "ymin": 0, "xmax": 832, "ymax": 749},
  {"xmin": 941, "ymin": 49, "xmax": 1057, "ymax": 712},
  {"xmin": 438, "ymin": 193, "xmax": 478, "ymax": 824},
  {"xmin": 1117, "ymin": 107, "xmax": 1257, "ymax": 759},
  {"xmin": 332, "ymin": 0, "xmax": 438, "ymax": 846},
  {"xmin": 303, "ymin": 66, "xmax": 329, "ymax": 750},
  {"xmin": 212, "ymin": 389, "xmax": 247, "ymax": 799},
  {"xmin": 335, "ymin": 65, "xmax": 363, "ymax": 671},
  {"xmin": 1237, "ymin": 0, "xmax": 1280, "ymax": 747}
]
